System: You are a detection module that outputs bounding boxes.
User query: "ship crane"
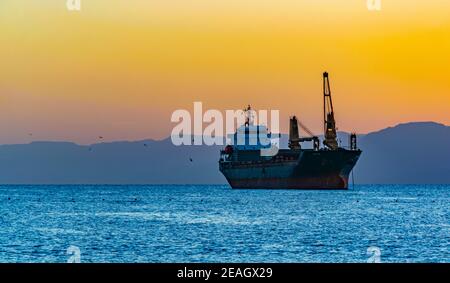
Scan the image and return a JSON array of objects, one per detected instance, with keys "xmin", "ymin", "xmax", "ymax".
[
  {"xmin": 298, "ymin": 119, "xmax": 320, "ymax": 151},
  {"xmin": 298, "ymin": 120, "xmax": 315, "ymax": 138},
  {"xmin": 323, "ymin": 72, "xmax": 339, "ymax": 150},
  {"xmin": 289, "ymin": 116, "xmax": 320, "ymax": 151}
]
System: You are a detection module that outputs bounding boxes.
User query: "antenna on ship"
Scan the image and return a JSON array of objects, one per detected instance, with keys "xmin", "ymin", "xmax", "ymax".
[
  {"xmin": 323, "ymin": 72, "xmax": 339, "ymax": 150},
  {"xmin": 243, "ymin": 105, "xmax": 254, "ymax": 127}
]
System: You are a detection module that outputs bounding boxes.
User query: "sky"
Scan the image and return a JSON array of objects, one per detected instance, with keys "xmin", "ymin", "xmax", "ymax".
[{"xmin": 0, "ymin": 0, "xmax": 449, "ymax": 144}]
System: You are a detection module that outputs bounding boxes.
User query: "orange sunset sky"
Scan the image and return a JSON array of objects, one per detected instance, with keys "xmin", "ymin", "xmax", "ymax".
[{"xmin": 0, "ymin": 0, "xmax": 449, "ymax": 144}]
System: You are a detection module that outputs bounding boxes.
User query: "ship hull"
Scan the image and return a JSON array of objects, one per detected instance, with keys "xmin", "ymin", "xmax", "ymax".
[
  {"xmin": 226, "ymin": 176, "xmax": 348, "ymax": 190},
  {"xmin": 219, "ymin": 149, "xmax": 361, "ymax": 190}
]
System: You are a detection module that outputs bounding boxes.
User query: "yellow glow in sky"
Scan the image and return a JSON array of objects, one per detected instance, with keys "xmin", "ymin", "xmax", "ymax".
[{"xmin": 0, "ymin": 0, "xmax": 449, "ymax": 144}]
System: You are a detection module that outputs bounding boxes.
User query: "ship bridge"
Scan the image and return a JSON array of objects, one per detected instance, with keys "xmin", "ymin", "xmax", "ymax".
[{"xmin": 230, "ymin": 125, "xmax": 273, "ymax": 150}]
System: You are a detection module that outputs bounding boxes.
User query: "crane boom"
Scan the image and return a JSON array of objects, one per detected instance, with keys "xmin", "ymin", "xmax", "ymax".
[
  {"xmin": 323, "ymin": 72, "xmax": 339, "ymax": 150},
  {"xmin": 298, "ymin": 120, "xmax": 315, "ymax": 137}
]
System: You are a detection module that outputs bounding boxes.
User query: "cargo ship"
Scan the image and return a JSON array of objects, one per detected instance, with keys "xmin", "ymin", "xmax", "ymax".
[{"xmin": 219, "ymin": 72, "xmax": 362, "ymax": 189}]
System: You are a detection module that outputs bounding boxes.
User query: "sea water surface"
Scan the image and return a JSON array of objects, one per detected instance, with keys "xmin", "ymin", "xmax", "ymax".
[{"xmin": 0, "ymin": 185, "xmax": 448, "ymax": 263}]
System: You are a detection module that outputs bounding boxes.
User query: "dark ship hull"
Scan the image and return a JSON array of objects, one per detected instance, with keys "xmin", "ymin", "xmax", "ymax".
[{"xmin": 219, "ymin": 149, "xmax": 361, "ymax": 190}]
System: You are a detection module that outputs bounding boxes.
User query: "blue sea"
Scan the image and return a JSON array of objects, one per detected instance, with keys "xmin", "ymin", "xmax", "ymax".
[{"xmin": 0, "ymin": 185, "xmax": 448, "ymax": 263}]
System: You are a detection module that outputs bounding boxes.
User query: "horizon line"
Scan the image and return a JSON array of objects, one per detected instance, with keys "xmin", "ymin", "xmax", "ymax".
[{"xmin": 1, "ymin": 120, "xmax": 447, "ymax": 147}]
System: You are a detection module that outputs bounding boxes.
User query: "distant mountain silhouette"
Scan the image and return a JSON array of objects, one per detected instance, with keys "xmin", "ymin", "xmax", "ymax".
[
  {"xmin": 0, "ymin": 122, "xmax": 448, "ymax": 185},
  {"xmin": 355, "ymin": 122, "xmax": 450, "ymax": 184}
]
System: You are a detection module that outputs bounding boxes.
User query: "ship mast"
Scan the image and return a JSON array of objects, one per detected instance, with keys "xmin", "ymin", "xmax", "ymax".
[
  {"xmin": 323, "ymin": 72, "xmax": 339, "ymax": 150},
  {"xmin": 244, "ymin": 105, "xmax": 254, "ymax": 127}
]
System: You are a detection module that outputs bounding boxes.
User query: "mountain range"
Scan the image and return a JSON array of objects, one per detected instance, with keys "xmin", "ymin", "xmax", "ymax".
[{"xmin": 0, "ymin": 122, "xmax": 448, "ymax": 185}]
